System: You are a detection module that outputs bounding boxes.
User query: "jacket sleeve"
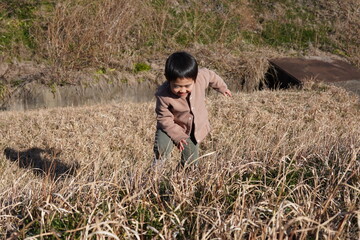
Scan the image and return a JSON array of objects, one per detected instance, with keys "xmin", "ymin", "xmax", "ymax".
[
  {"xmin": 155, "ymin": 96, "xmax": 189, "ymax": 144},
  {"xmin": 203, "ymin": 68, "xmax": 228, "ymax": 93}
]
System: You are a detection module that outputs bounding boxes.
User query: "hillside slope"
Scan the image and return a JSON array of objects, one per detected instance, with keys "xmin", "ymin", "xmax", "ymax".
[{"xmin": 1, "ymin": 0, "xmax": 360, "ymax": 99}]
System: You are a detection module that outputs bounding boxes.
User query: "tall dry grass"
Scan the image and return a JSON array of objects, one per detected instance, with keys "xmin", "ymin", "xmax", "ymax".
[
  {"xmin": 0, "ymin": 83, "xmax": 359, "ymax": 239},
  {"xmin": 32, "ymin": 0, "xmax": 360, "ymax": 69},
  {"xmin": 37, "ymin": 0, "xmax": 143, "ymax": 69},
  {"xmin": 34, "ymin": 0, "xmax": 257, "ymax": 70},
  {"xmin": 316, "ymin": 0, "xmax": 360, "ymax": 66},
  {"xmin": 3, "ymin": 0, "xmax": 360, "ymax": 72},
  {"xmin": 3, "ymin": 0, "xmax": 360, "ymax": 96}
]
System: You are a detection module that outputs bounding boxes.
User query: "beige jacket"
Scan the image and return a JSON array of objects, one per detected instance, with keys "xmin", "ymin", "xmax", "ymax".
[{"xmin": 155, "ymin": 68, "xmax": 229, "ymax": 144}]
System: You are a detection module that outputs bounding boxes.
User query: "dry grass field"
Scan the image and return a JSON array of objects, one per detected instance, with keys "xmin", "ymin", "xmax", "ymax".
[
  {"xmin": 1, "ymin": 0, "xmax": 360, "ymax": 239},
  {"xmin": 0, "ymin": 82, "xmax": 359, "ymax": 239}
]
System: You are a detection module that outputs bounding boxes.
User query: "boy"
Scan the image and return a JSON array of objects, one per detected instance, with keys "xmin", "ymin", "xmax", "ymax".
[{"xmin": 154, "ymin": 51, "xmax": 232, "ymax": 166}]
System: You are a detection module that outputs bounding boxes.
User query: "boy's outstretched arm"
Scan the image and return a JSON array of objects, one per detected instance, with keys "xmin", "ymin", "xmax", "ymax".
[{"xmin": 202, "ymin": 68, "xmax": 231, "ymax": 96}]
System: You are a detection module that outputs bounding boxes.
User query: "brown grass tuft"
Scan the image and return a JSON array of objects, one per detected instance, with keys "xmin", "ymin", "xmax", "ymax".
[{"xmin": 36, "ymin": 0, "xmax": 142, "ymax": 69}]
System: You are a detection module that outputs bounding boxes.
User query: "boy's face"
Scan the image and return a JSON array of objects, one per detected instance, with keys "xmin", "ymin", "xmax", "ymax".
[{"xmin": 170, "ymin": 78, "xmax": 194, "ymax": 98}]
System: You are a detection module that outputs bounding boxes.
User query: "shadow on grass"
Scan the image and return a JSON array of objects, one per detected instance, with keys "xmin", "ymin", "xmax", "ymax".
[{"xmin": 4, "ymin": 147, "xmax": 79, "ymax": 180}]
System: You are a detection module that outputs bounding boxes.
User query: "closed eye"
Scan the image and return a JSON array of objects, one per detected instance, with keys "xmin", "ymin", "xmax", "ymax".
[{"xmin": 175, "ymin": 84, "xmax": 191, "ymax": 88}]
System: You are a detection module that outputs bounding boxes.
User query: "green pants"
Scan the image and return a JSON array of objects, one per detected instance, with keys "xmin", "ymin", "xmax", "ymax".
[{"xmin": 153, "ymin": 129, "xmax": 199, "ymax": 166}]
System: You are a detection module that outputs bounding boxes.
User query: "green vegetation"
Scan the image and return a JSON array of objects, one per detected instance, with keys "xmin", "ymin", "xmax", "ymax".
[
  {"xmin": 49, "ymin": 82, "xmax": 56, "ymax": 94},
  {"xmin": 245, "ymin": 0, "xmax": 335, "ymax": 51},
  {"xmin": 261, "ymin": 21, "xmax": 327, "ymax": 49},
  {"xmin": 133, "ymin": 62, "xmax": 151, "ymax": 73},
  {"xmin": 0, "ymin": 0, "xmax": 54, "ymax": 56}
]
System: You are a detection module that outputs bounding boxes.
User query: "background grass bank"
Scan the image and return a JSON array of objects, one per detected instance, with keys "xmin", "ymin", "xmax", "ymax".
[{"xmin": 1, "ymin": 0, "xmax": 360, "ymax": 90}]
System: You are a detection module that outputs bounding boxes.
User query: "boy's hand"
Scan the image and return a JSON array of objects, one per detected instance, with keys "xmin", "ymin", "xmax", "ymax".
[
  {"xmin": 177, "ymin": 139, "xmax": 187, "ymax": 152},
  {"xmin": 223, "ymin": 90, "xmax": 232, "ymax": 97}
]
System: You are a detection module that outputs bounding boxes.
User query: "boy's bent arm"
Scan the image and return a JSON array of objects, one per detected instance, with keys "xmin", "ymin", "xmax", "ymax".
[
  {"xmin": 155, "ymin": 96, "xmax": 189, "ymax": 144},
  {"xmin": 202, "ymin": 68, "xmax": 229, "ymax": 94}
]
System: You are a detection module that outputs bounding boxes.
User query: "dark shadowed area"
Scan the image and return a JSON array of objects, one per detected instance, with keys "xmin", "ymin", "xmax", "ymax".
[{"xmin": 4, "ymin": 147, "xmax": 79, "ymax": 179}]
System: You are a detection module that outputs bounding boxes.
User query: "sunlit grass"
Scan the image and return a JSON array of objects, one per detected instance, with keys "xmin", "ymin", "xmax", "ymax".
[{"xmin": 0, "ymin": 83, "xmax": 359, "ymax": 239}]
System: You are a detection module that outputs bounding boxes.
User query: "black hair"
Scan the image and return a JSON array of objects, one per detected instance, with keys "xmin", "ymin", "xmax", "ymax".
[{"xmin": 164, "ymin": 51, "xmax": 198, "ymax": 82}]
